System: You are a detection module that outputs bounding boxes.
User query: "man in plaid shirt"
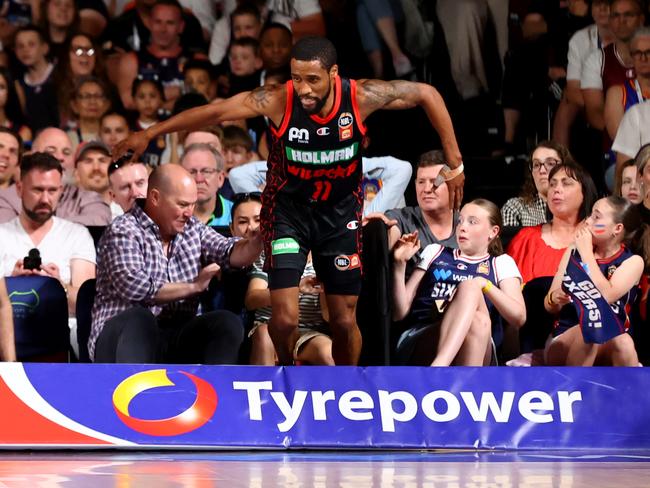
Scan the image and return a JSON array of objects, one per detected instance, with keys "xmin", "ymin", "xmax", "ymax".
[{"xmin": 89, "ymin": 164, "xmax": 262, "ymax": 363}]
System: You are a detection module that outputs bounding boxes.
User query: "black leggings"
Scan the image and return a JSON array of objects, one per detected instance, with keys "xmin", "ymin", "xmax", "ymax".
[{"xmin": 94, "ymin": 307, "xmax": 244, "ymax": 364}]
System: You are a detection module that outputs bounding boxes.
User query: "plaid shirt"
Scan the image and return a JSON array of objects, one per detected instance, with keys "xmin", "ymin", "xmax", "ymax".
[
  {"xmin": 88, "ymin": 203, "xmax": 238, "ymax": 360},
  {"xmin": 501, "ymin": 194, "xmax": 548, "ymax": 227}
]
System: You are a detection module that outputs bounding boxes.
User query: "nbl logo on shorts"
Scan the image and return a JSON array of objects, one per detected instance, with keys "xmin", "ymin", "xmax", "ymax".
[{"xmin": 334, "ymin": 254, "xmax": 361, "ymax": 271}]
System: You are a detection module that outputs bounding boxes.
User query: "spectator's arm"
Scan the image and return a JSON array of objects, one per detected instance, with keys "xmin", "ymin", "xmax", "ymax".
[
  {"xmin": 582, "ymin": 88, "xmax": 605, "ymax": 130},
  {"xmin": 73, "ymin": 193, "xmax": 111, "ymax": 226},
  {"xmin": 604, "ymin": 85, "xmax": 625, "ymax": 140},
  {"xmin": 116, "ymin": 52, "xmax": 138, "ymax": 110},
  {"xmin": 565, "ymin": 79, "xmax": 584, "ymax": 107},
  {"xmin": 0, "ymin": 277, "xmax": 15, "ymax": 361},
  {"xmin": 68, "ymin": 259, "xmax": 96, "ymax": 315},
  {"xmin": 487, "ymin": 276, "xmax": 526, "ymax": 328},
  {"xmin": 245, "ymin": 276, "xmax": 271, "ymax": 310},
  {"xmin": 501, "ymin": 198, "xmax": 522, "ymax": 227},
  {"xmin": 613, "ymin": 105, "xmax": 642, "ymax": 171},
  {"xmin": 362, "ymin": 156, "xmax": 412, "ymax": 215},
  {"xmin": 228, "ymin": 161, "xmax": 267, "ymax": 193}
]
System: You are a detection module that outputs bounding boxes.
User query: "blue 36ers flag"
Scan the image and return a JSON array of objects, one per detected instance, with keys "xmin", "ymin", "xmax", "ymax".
[{"xmin": 561, "ymin": 250, "xmax": 625, "ymax": 344}]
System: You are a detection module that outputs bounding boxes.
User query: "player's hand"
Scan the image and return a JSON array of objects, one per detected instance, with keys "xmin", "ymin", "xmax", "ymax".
[
  {"xmin": 445, "ymin": 172, "xmax": 464, "ymax": 211},
  {"xmin": 362, "ymin": 212, "xmax": 397, "ymax": 228},
  {"xmin": 299, "ymin": 275, "xmax": 322, "ymax": 295},
  {"xmin": 194, "ymin": 263, "xmax": 221, "ymax": 293},
  {"xmin": 113, "ymin": 130, "xmax": 150, "ymax": 163},
  {"xmin": 393, "ymin": 231, "xmax": 420, "ymax": 263}
]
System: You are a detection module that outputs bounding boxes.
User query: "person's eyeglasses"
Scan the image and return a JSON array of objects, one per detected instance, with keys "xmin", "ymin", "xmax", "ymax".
[
  {"xmin": 233, "ymin": 191, "xmax": 262, "ymax": 203},
  {"xmin": 188, "ymin": 168, "xmax": 219, "ymax": 177},
  {"xmin": 77, "ymin": 93, "xmax": 106, "ymax": 101},
  {"xmin": 530, "ymin": 157, "xmax": 560, "ymax": 172},
  {"xmin": 72, "ymin": 47, "xmax": 95, "ymax": 57},
  {"xmin": 631, "ymin": 49, "xmax": 650, "ymax": 61}
]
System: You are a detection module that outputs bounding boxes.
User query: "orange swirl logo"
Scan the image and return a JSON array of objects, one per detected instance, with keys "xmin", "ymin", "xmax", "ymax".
[{"xmin": 112, "ymin": 369, "xmax": 217, "ymax": 436}]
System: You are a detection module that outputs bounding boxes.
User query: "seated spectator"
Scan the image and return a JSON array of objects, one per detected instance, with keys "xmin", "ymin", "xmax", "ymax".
[
  {"xmin": 73, "ymin": 140, "xmax": 111, "ymax": 205},
  {"xmin": 88, "ymin": 164, "xmax": 262, "ymax": 363},
  {"xmin": 392, "ymin": 199, "xmax": 525, "ymax": 366},
  {"xmin": 0, "ymin": 128, "xmax": 111, "ymax": 226},
  {"xmin": 544, "ymin": 196, "xmax": 644, "ymax": 366},
  {"xmin": 383, "ymin": 151, "xmax": 456, "ymax": 253},
  {"xmin": 0, "ymin": 0, "xmax": 38, "ymax": 48},
  {"xmin": 13, "ymin": 25, "xmax": 59, "ymax": 133},
  {"xmin": 224, "ymin": 37, "xmax": 262, "ymax": 97},
  {"xmin": 615, "ymin": 158, "xmax": 642, "ymax": 204},
  {"xmin": 130, "ymin": 77, "xmax": 170, "ymax": 167},
  {"xmin": 636, "ymin": 144, "xmax": 650, "ymax": 222},
  {"xmin": 179, "ymin": 142, "xmax": 233, "ymax": 226},
  {"xmin": 266, "ymin": 0, "xmax": 326, "ymax": 40},
  {"xmin": 183, "ymin": 58, "xmax": 216, "ymax": 101},
  {"xmin": 258, "ymin": 22, "xmax": 292, "ymax": 72},
  {"xmin": 0, "ymin": 152, "xmax": 96, "ymax": 315},
  {"xmin": 66, "ymin": 76, "xmax": 112, "ymax": 148},
  {"xmin": 54, "ymin": 34, "xmax": 112, "ymax": 131},
  {"xmin": 613, "ymin": 99, "xmax": 650, "ymax": 167},
  {"xmin": 0, "ymin": 276, "xmax": 14, "ymax": 361},
  {"xmin": 222, "ymin": 124, "xmax": 257, "ymax": 173},
  {"xmin": 604, "ymin": 27, "xmax": 650, "ymax": 143},
  {"xmin": 107, "ymin": 160, "xmax": 149, "ymax": 216},
  {"xmin": 246, "ymin": 250, "xmax": 332, "ymax": 365},
  {"xmin": 0, "ymin": 128, "xmax": 21, "ymax": 189},
  {"xmin": 0, "ymin": 68, "xmax": 30, "ymax": 144},
  {"xmin": 508, "ymin": 161, "xmax": 598, "ymax": 283},
  {"xmin": 99, "ymin": 111, "xmax": 130, "ymax": 150},
  {"xmin": 501, "ymin": 141, "xmax": 574, "ymax": 227},
  {"xmin": 38, "ymin": 0, "xmax": 78, "ymax": 64},
  {"xmin": 209, "ymin": 1, "xmax": 264, "ymax": 66}
]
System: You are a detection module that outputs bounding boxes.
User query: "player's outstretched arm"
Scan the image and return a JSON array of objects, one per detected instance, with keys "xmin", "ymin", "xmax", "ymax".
[
  {"xmin": 113, "ymin": 84, "xmax": 286, "ymax": 161},
  {"xmin": 356, "ymin": 79, "xmax": 464, "ymax": 209}
]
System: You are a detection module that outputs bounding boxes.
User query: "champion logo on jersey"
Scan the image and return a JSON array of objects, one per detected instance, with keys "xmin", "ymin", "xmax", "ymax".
[
  {"xmin": 346, "ymin": 220, "xmax": 359, "ymax": 230},
  {"xmin": 317, "ymin": 127, "xmax": 330, "ymax": 136}
]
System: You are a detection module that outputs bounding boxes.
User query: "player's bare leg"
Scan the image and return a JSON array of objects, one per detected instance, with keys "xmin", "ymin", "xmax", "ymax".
[
  {"xmin": 269, "ymin": 287, "xmax": 301, "ymax": 365},
  {"xmin": 325, "ymin": 294, "xmax": 361, "ymax": 365}
]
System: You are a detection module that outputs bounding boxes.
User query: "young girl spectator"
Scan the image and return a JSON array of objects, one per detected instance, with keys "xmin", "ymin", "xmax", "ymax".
[
  {"xmin": 66, "ymin": 76, "xmax": 110, "ymax": 148},
  {"xmin": 392, "ymin": 199, "xmax": 526, "ymax": 366},
  {"xmin": 99, "ymin": 111, "xmax": 129, "ymax": 150},
  {"xmin": 0, "ymin": 67, "xmax": 30, "ymax": 143},
  {"xmin": 615, "ymin": 158, "xmax": 643, "ymax": 204},
  {"xmin": 131, "ymin": 76, "xmax": 169, "ymax": 167},
  {"xmin": 544, "ymin": 196, "xmax": 645, "ymax": 366}
]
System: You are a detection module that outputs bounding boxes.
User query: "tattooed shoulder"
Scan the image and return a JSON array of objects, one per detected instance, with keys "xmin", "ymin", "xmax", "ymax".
[
  {"xmin": 359, "ymin": 79, "xmax": 418, "ymax": 109},
  {"xmin": 246, "ymin": 84, "xmax": 283, "ymax": 111}
]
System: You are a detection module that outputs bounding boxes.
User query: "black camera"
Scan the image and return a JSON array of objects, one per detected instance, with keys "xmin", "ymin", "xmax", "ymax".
[{"xmin": 23, "ymin": 248, "xmax": 42, "ymax": 271}]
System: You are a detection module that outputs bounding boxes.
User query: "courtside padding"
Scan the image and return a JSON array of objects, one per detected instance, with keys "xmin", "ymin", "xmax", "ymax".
[{"xmin": 0, "ymin": 363, "xmax": 648, "ymax": 450}]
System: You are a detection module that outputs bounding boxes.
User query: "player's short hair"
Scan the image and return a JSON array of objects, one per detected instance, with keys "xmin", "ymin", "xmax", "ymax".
[{"xmin": 291, "ymin": 36, "xmax": 337, "ymax": 71}]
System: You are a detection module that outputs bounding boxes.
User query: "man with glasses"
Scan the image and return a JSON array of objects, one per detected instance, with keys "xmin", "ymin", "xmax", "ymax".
[{"xmin": 179, "ymin": 142, "xmax": 233, "ymax": 226}]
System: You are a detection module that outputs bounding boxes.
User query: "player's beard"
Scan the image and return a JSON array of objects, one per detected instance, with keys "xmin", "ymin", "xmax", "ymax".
[{"xmin": 300, "ymin": 82, "xmax": 331, "ymax": 115}]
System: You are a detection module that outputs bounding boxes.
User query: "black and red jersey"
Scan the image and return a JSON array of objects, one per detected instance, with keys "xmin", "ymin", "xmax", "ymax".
[{"xmin": 265, "ymin": 76, "xmax": 367, "ymax": 204}]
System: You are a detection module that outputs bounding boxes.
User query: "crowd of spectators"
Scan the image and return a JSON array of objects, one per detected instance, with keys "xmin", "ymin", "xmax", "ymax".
[{"xmin": 1, "ymin": 0, "xmax": 650, "ymax": 368}]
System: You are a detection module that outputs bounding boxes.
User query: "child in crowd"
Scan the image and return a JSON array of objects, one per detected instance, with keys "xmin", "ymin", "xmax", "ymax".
[
  {"xmin": 224, "ymin": 36, "xmax": 262, "ymax": 97},
  {"xmin": 99, "ymin": 111, "xmax": 130, "ymax": 150},
  {"xmin": 13, "ymin": 24, "xmax": 59, "ymax": 132},
  {"xmin": 183, "ymin": 58, "xmax": 215, "ymax": 101},
  {"xmin": 392, "ymin": 199, "xmax": 526, "ymax": 366},
  {"xmin": 544, "ymin": 196, "xmax": 645, "ymax": 366},
  {"xmin": 130, "ymin": 77, "xmax": 169, "ymax": 167},
  {"xmin": 222, "ymin": 125, "xmax": 257, "ymax": 173},
  {"xmin": 615, "ymin": 159, "xmax": 643, "ymax": 204}
]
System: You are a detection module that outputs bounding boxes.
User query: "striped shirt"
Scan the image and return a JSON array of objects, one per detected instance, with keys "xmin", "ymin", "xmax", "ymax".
[
  {"xmin": 501, "ymin": 194, "xmax": 548, "ymax": 227},
  {"xmin": 250, "ymin": 252, "xmax": 325, "ymax": 329},
  {"xmin": 88, "ymin": 202, "xmax": 238, "ymax": 360}
]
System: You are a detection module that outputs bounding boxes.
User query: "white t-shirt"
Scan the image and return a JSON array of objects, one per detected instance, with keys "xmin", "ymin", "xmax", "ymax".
[
  {"xmin": 417, "ymin": 244, "xmax": 522, "ymax": 285},
  {"xmin": 267, "ymin": 0, "xmax": 321, "ymax": 29},
  {"xmin": 0, "ymin": 216, "xmax": 96, "ymax": 285},
  {"xmin": 580, "ymin": 48, "xmax": 605, "ymax": 90},
  {"xmin": 612, "ymin": 100, "xmax": 650, "ymax": 158},
  {"xmin": 567, "ymin": 24, "xmax": 599, "ymax": 82}
]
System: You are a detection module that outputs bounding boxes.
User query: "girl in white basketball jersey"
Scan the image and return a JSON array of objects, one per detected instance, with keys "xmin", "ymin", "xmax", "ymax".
[{"xmin": 393, "ymin": 199, "xmax": 526, "ymax": 366}]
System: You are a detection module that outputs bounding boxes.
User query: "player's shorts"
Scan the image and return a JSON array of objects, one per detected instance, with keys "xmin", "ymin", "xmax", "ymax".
[{"xmin": 261, "ymin": 192, "xmax": 363, "ymax": 295}]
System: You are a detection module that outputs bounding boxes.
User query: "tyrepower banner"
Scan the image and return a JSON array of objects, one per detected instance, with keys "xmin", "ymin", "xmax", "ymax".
[{"xmin": 1, "ymin": 363, "xmax": 649, "ymax": 449}]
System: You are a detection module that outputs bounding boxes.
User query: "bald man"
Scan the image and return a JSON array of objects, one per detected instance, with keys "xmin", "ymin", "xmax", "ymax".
[
  {"xmin": 89, "ymin": 164, "xmax": 263, "ymax": 363},
  {"xmin": 0, "ymin": 127, "xmax": 111, "ymax": 226}
]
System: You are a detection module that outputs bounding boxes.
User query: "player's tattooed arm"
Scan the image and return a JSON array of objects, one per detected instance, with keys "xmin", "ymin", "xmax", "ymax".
[
  {"xmin": 357, "ymin": 79, "xmax": 422, "ymax": 116},
  {"xmin": 243, "ymin": 84, "xmax": 286, "ymax": 125}
]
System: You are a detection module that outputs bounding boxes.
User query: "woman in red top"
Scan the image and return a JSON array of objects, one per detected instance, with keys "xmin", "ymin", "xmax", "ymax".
[{"xmin": 507, "ymin": 161, "xmax": 599, "ymax": 283}]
